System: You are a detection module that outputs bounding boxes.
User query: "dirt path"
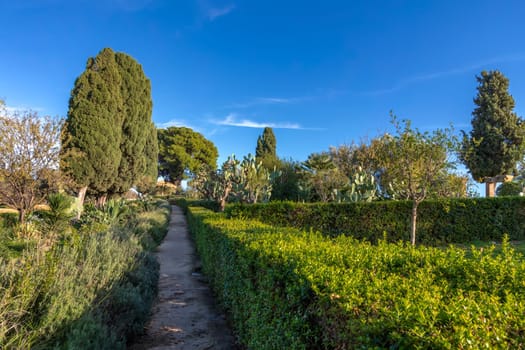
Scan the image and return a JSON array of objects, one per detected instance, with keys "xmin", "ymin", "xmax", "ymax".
[{"xmin": 129, "ymin": 206, "xmax": 238, "ymax": 350}]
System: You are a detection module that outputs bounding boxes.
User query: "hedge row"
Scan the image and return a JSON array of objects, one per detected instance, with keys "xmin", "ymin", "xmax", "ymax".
[
  {"xmin": 188, "ymin": 206, "xmax": 525, "ymax": 349},
  {"xmin": 225, "ymin": 197, "xmax": 525, "ymax": 244}
]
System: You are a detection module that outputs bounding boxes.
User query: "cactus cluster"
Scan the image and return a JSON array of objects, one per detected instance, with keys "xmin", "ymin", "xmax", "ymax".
[
  {"xmin": 192, "ymin": 154, "xmax": 273, "ymax": 210},
  {"xmin": 335, "ymin": 167, "xmax": 378, "ymax": 202}
]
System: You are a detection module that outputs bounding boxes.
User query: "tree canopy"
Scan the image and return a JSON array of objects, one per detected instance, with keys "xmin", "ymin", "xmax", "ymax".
[
  {"xmin": 460, "ymin": 70, "xmax": 525, "ymax": 182},
  {"xmin": 61, "ymin": 47, "xmax": 157, "ymax": 204},
  {"xmin": 255, "ymin": 127, "xmax": 279, "ymax": 169},
  {"xmin": 137, "ymin": 123, "xmax": 159, "ymax": 193},
  {"xmin": 157, "ymin": 127, "xmax": 218, "ymax": 186},
  {"xmin": 61, "ymin": 48, "xmax": 123, "ymax": 199},
  {"xmin": 110, "ymin": 52, "xmax": 155, "ymax": 194},
  {"xmin": 375, "ymin": 115, "xmax": 456, "ymax": 245},
  {"xmin": 0, "ymin": 110, "xmax": 63, "ymax": 224}
]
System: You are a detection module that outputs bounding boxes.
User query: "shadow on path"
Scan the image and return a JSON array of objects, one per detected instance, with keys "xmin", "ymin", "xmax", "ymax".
[{"xmin": 129, "ymin": 206, "xmax": 238, "ymax": 350}]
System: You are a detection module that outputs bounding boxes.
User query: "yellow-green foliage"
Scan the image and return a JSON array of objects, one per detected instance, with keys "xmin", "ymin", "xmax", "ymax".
[
  {"xmin": 0, "ymin": 199, "xmax": 170, "ymax": 349},
  {"xmin": 188, "ymin": 206, "xmax": 525, "ymax": 349}
]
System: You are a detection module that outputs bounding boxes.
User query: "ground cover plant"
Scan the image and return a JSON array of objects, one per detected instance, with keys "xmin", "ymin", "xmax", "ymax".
[
  {"xmin": 0, "ymin": 198, "xmax": 170, "ymax": 349},
  {"xmin": 187, "ymin": 205, "xmax": 525, "ymax": 349}
]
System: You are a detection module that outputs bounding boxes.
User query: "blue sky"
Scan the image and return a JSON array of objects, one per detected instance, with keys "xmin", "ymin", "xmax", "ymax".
[{"xmin": 2, "ymin": 0, "xmax": 525, "ymax": 193}]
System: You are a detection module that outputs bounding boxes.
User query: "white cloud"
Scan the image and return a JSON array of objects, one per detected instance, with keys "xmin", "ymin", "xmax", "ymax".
[
  {"xmin": 256, "ymin": 97, "xmax": 290, "ymax": 104},
  {"xmin": 213, "ymin": 113, "xmax": 303, "ymax": 129},
  {"xmin": 156, "ymin": 118, "xmax": 196, "ymax": 129},
  {"xmin": 206, "ymin": 4, "xmax": 235, "ymax": 21},
  {"xmin": 225, "ymin": 95, "xmax": 312, "ymax": 109}
]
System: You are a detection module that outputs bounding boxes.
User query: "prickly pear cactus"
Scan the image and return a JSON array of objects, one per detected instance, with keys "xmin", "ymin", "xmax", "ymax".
[{"xmin": 345, "ymin": 167, "xmax": 378, "ymax": 202}]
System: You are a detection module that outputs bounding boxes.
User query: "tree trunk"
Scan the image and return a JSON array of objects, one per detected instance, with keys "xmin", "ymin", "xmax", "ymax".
[
  {"xmin": 18, "ymin": 208, "xmax": 26, "ymax": 226},
  {"xmin": 485, "ymin": 181, "xmax": 496, "ymax": 197},
  {"xmin": 96, "ymin": 194, "xmax": 108, "ymax": 208},
  {"xmin": 218, "ymin": 185, "xmax": 232, "ymax": 212},
  {"xmin": 76, "ymin": 186, "xmax": 88, "ymax": 219},
  {"xmin": 410, "ymin": 201, "xmax": 419, "ymax": 246}
]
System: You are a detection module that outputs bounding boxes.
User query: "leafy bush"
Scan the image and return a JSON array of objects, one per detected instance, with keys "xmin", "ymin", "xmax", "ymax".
[
  {"xmin": 37, "ymin": 192, "xmax": 75, "ymax": 235},
  {"xmin": 0, "ymin": 199, "xmax": 170, "ymax": 348},
  {"xmin": 226, "ymin": 197, "xmax": 525, "ymax": 244},
  {"xmin": 188, "ymin": 206, "xmax": 525, "ymax": 349},
  {"xmin": 496, "ymin": 181, "xmax": 523, "ymax": 196}
]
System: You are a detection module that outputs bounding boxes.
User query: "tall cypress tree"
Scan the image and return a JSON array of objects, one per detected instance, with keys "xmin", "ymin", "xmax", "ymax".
[
  {"xmin": 61, "ymin": 48, "xmax": 123, "ymax": 202},
  {"xmin": 460, "ymin": 70, "xmax": 525, "ymax": 182},
  {"xmin": 109, "ymin": 52, "xmax": 153, "ymax": 194},
  {"xmin": 61, "ymin": 47, "xmax": 157, "ymax": 204},
  {"xmin": 255, "ymin": 127, "xmax": 278, "ymax": 169},
  {"xmin": 137, "ymin": 122, "xmax": 159, "ymax": 193}
]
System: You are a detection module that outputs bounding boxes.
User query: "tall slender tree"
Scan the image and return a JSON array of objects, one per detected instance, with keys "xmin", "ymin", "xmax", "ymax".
[
  {"xmin": 460, "ymin": 70, "xmax": 525, "ymax": 183},
  {"xmin": 137, "ymin": 123, "xmax": 159, "ymax": 193},
  {"xmin": 109, "ymin": 52, "xmax": 154, "ymax": 195},
  {"xmin": 255, "ymin": 127, "xmax": 279, "ymax": 169},
  {"xmin": 61, "ymin": 48, "xmax": 123, "ymax": 205},
  {"xmin": 61, "ymin": 48, "xmax": 156, "ymax": 206}
]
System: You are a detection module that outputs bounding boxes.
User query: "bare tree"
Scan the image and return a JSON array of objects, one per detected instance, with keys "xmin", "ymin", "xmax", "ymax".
[{"xmin": 0, "ymin": 109, "xmax": 63, "ymax": 224}]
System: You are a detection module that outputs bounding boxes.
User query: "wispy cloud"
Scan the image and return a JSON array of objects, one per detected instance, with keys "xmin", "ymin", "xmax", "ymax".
[
  {"xmin": 213, "ymin": 113, "xmax": 304, "ymax": 129},
  {"xmin": 363, "ymin": 53, "xmax": 525, "ymax": 96},
  {"xmin": 156, "ymin": 118, "xmax": 198, "ymax": 130},
  {"xmin": 225, "ymin": 95, "xmax": 312, "ymax": 109},
  {"xmin": 4, "ymin": 105, "xmax": 45, "ymax": 113},
  {"xmin": 173, "ymin": 2, "xmax": 236, "ymax": 40},
  {"xmin": 206, "ymin": 4, "xmax": 235, "ymax": 21}
]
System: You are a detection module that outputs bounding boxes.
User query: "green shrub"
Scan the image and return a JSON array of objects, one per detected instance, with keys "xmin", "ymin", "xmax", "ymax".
[
  {"xmin": 188, "ymin": 207, "xmax": 525, "ymax": 349},
  {"xmin": 173, "ymin": 197, "xmax": 219, "ymax": 212},
  {"xmin": 187, "ymin": 207, "xmax": 318, "ymax": 349},
  {"xmin": 226, "ymin": 197, "xmax": 525, "ymax": 244},
  {"xmin": 0, "ymin": 199, "xmax": 170, "ymax": 348},
  {"xmin": 37, "ymin": 193, "xmax": 75, "ymax": 235}
]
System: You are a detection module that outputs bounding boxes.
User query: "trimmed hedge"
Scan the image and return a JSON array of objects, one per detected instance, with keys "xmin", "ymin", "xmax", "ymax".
[
  {"xmin": 225, "ymin": 197, "xmax": 525, "ymax": 244},
  {"xmin": 188, "ymin": 206, "xmax": 525, "ymax": 349}
]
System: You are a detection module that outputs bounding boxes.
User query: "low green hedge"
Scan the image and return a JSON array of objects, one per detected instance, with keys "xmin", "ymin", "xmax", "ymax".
[
  {"xmin": 225, "ymin": 197, "xmax": 525, "ymax": 244},
  {"xmin": 188, "ymin": 206, "xmax": 525, "ymax": 349}
]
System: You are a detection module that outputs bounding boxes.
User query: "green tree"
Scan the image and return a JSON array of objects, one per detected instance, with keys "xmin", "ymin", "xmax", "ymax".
[
  {"xmin": 136, "ymin": 123, "xmax": 159, "ymax": 194},
  {"xmin": 460, "ymin": 70, "xmax": 525, "ymax": 182},
  {"xmin": 301, "ymin": 152, "xmax": 348, "ymax": 202},
  {"xmin": 255, "ymin": 127, "xmax": 279, "ymax": 170},
  {"xmin": 271, "ymin": 159, "xmax": 302, "ymax": 201},
  {"xmin": 157, "ymin": 127, "xmax": 218, "ymax": 186},
  {"xmin": 110, "ymin": 52, "xmax": 154, "ymax": 195},
  {"xmin": 61, "ymin": 48, "xmax": 156, "ymax": 207},
  {"xmin": 61, "ymin": 48, "xmax": 124, "ymax": 205},
  {"xmin": 376, "ymin": 114, "xmax": 456, "ymax": 245},
  {"xmin": 496, "ymin": 181, "xmax": 523, "ymax": 196},
  {"xmin": 329, "ymin": 141, "xmax": 382, "ymax": 179},
  {"xmin": 0, "ymin": 110, "xmax": 63, "ymax": 224}
]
